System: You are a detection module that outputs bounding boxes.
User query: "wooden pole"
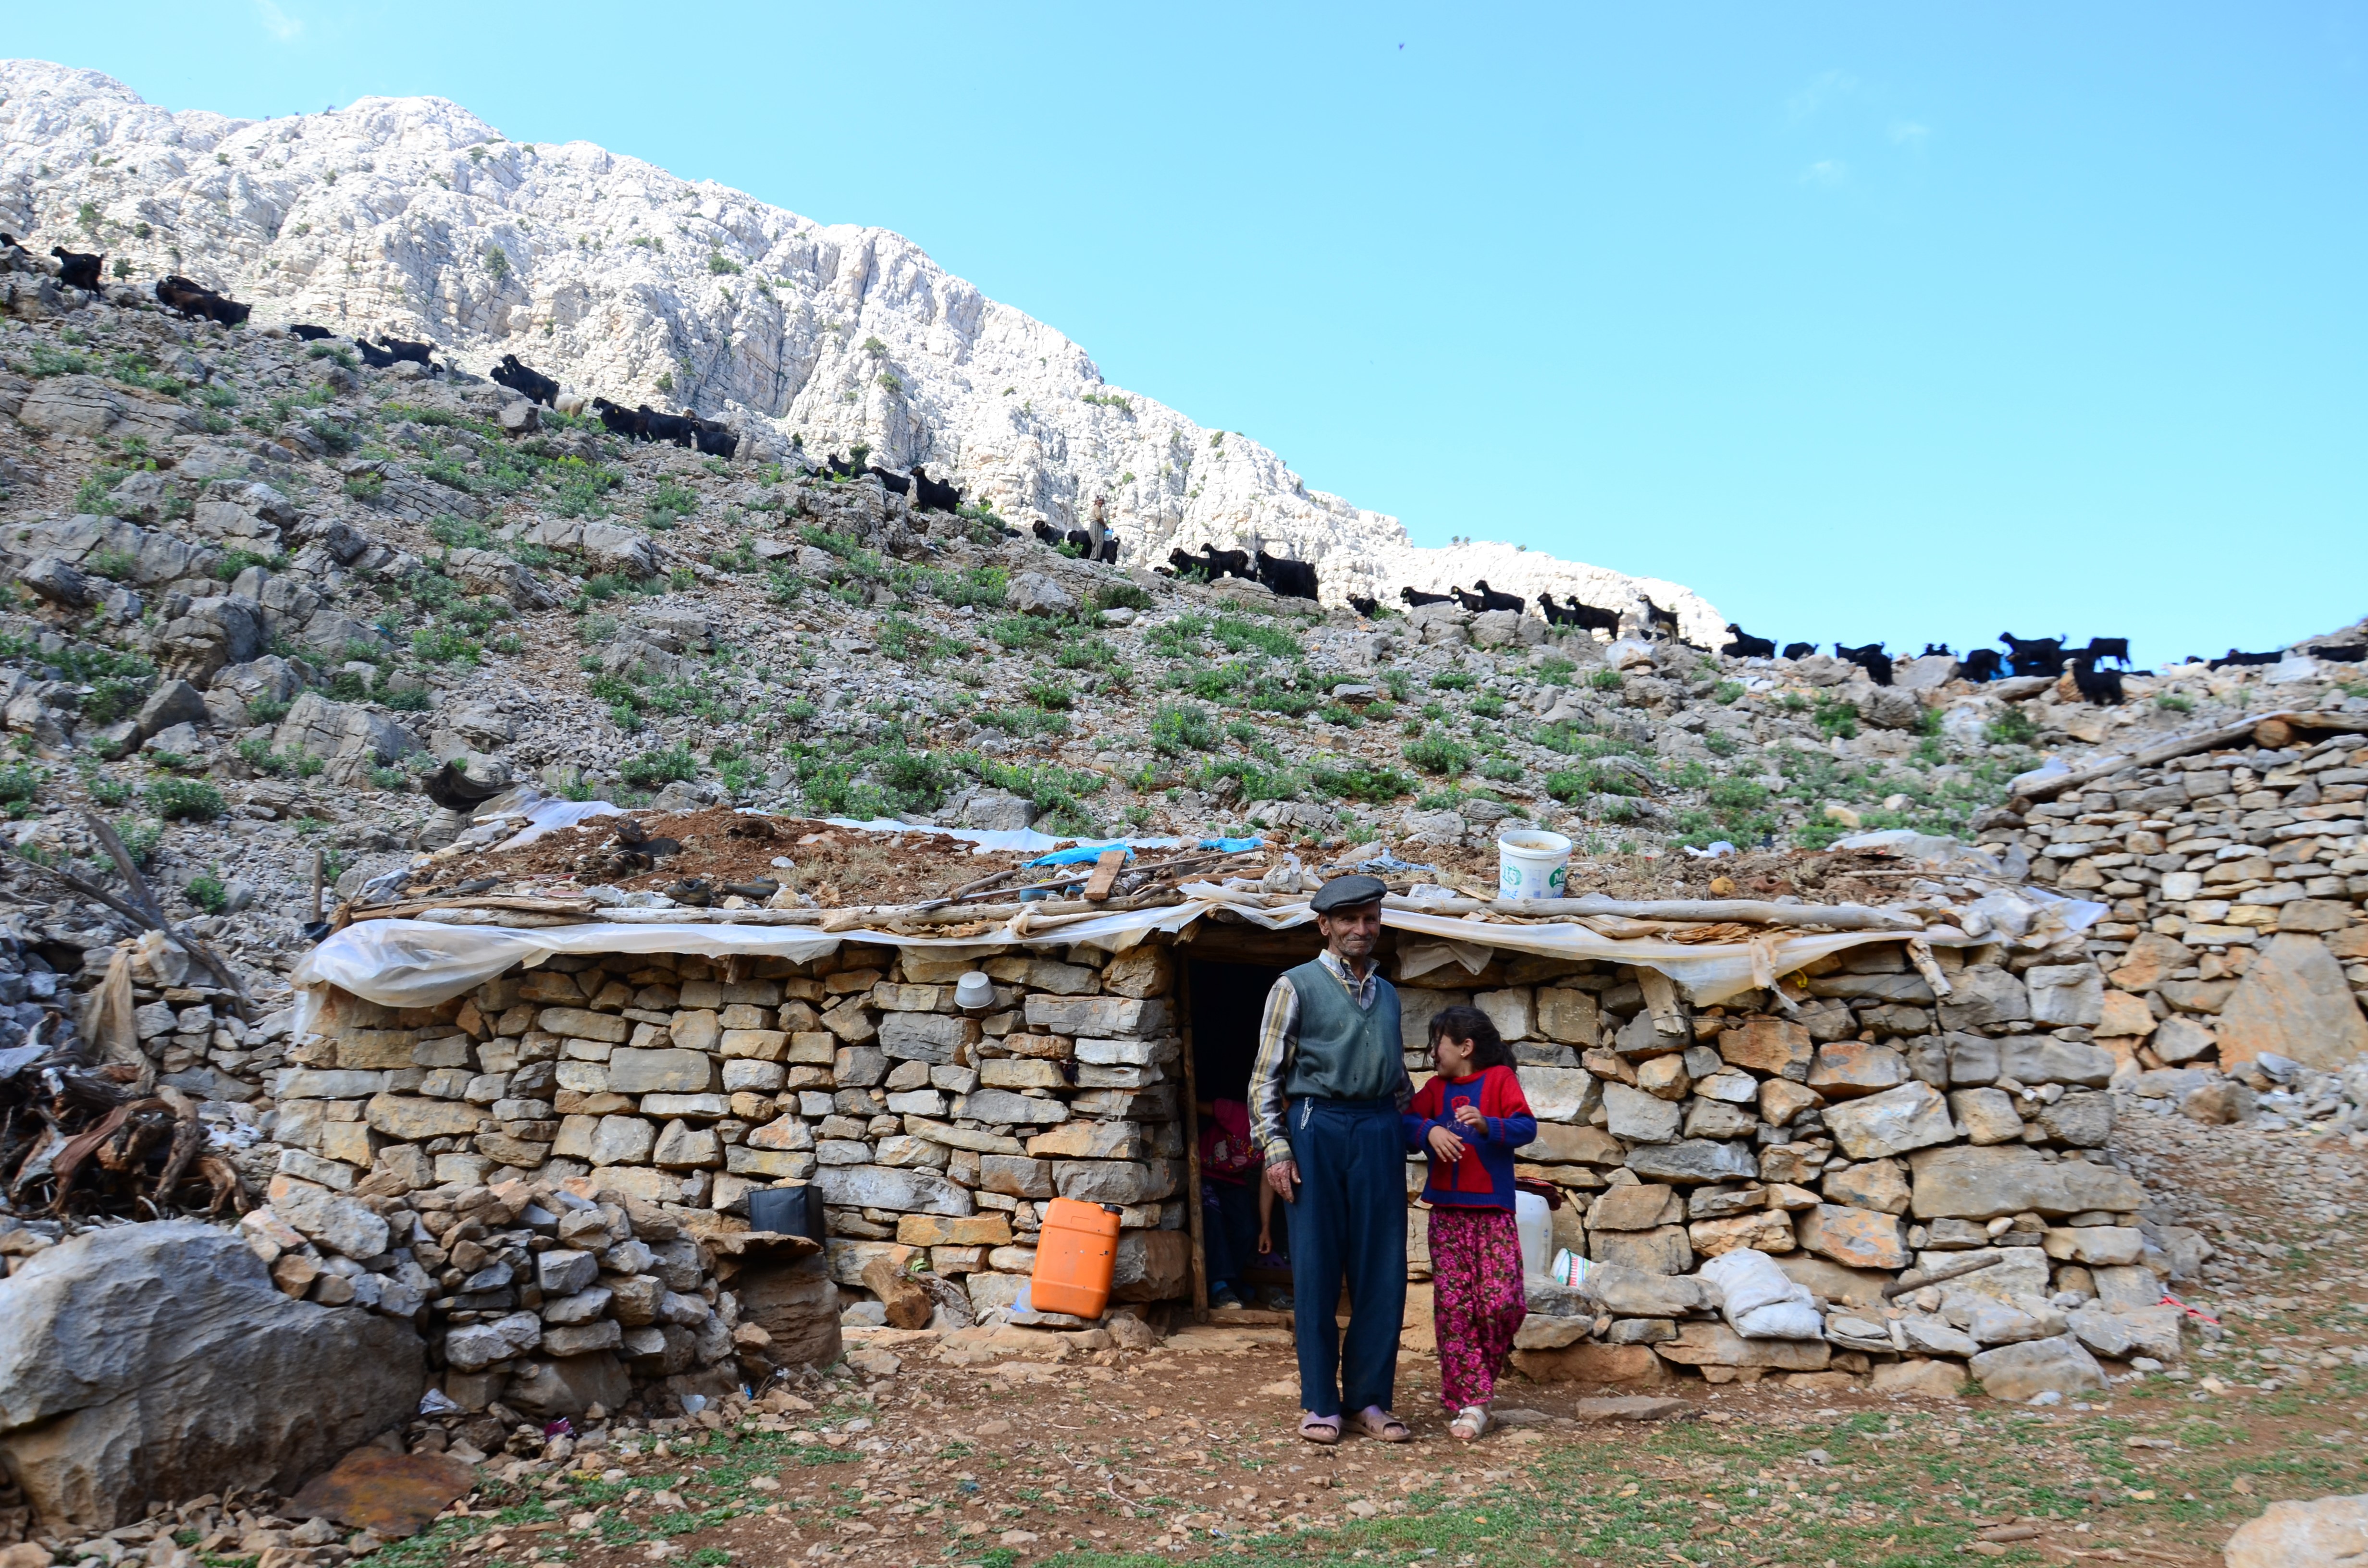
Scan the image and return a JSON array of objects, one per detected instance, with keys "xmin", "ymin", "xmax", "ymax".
[
  {"xmin": 1177, "ymin": 954, "xmax": 1209, "ymax": 1323},
  {"xmin": 311, "ymin": 848, "xmax": 324, "ymax": 925}
]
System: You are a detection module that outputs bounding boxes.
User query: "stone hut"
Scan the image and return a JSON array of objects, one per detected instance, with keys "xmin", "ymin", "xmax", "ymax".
[{"xmin": 284, "ymin": 881, "xmax": 2199, "ymax": 1394}]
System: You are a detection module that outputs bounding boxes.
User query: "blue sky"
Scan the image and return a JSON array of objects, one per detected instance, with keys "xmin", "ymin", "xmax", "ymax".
[{"xmin": 11, "ymin": 3, "xmax": 2364, "ymax": 663}]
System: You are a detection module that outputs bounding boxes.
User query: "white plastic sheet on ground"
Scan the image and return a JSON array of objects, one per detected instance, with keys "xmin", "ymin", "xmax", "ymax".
[
  {"xmin": 490, "ymin": 798, "xmax": 626, "ymax": 851},
  {"xmin": 294, "ymin": 886, "xmax": 1968, "ymax": 1023}
]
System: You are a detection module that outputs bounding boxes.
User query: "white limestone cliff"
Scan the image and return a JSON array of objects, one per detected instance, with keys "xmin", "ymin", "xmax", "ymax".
[{"xmin": 0, "ymin": 59, "xmax": 1722, "ymax": 637}]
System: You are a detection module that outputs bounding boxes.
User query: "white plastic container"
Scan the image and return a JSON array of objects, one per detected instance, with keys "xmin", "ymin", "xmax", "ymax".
[
  {"xmin": 1515, "ymin": 1189, "xmax": 1554, "ymax": 1286},
  {"xmin": 1498, "ymin": 828, "xmax": 1573, "ymax": 901}
]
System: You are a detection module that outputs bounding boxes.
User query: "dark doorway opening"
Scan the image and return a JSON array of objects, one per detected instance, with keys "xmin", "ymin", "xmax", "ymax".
[{"xmin": 1185, "ymin": 956, "xmax": 1297, "ymax": 1312}]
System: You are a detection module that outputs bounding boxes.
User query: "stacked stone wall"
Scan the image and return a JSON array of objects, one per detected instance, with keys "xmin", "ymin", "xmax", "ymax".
[
  {"xmin": 1976, "ymin": 732, "xmax": 2368, "ymax": 1111},
  {"xmin": 1404, "ymin": 939, "xmax": 2202, "ymax": 1384},
  {"xmin": 282, "ymin": 940, "xmax": 1193, "ymax": 1328}
]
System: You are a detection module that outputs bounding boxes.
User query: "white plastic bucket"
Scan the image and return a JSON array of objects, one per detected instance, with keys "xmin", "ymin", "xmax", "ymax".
[
  {"xmin": 1515, "ymin": 1189, "xmax": 1554, "ymax": 1286},
  {"xmin": 1498, "ymin": 828, "xmax": 1572, "ymax": 901}
]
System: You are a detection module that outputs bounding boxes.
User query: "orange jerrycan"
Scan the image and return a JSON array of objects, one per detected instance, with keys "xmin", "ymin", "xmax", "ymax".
[{"xmin": 1029, "ymin": 1197, "xmax": 1122, "ymax": 1318}]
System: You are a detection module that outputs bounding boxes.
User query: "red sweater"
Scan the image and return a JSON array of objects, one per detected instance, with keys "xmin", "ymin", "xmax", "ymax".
[{"xmin": 1404, "ymin": 1065, "xmax": 1537, "ymax": 1209}]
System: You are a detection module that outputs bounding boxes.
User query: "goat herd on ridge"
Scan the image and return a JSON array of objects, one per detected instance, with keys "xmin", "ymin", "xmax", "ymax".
[{"xmin": 9, "ymin": 235, "xmax": 2350, "ymax": 701}]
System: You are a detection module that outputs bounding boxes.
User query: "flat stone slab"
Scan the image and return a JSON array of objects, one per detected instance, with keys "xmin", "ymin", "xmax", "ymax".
[
  {"xmin": 1567, "ymin": 1396, "xmax": 1697, "ymax": 1423},
  {"xmin": 290, "ymin": 1447, "xmax": 478, "ymax": 1538}
]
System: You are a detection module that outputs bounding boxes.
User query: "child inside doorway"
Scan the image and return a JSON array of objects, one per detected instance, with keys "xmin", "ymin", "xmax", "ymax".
[{"xmin": 1199, "ymin": 1096, "xmax": 1289, "ymax": 1310}]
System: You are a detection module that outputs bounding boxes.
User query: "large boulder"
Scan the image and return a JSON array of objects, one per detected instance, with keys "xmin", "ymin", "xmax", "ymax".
[
  {"xmin": 2222, "ymin": 1494, "xmax": 2368, "ymax": 1568},
  {"xmin": 2213, "ymin": 933, "xmax": 2368, "ymax": 1070},
  {"xmin": 0, "ymin": 1221, "xmax": 423, "ymax": 1529},
  {"xmin": 16, "ymin": 374, "xmax": 202, "ymax": 443},
  {"xmin": 271, "ymin": 692, "xmax": 420, "ymax": 784}
]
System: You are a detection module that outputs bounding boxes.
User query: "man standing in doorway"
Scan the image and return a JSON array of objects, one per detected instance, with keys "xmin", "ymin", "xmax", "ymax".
[{"xmin": 1249, "ymin": 874, "xmax": 1413, "ymax": 1444}]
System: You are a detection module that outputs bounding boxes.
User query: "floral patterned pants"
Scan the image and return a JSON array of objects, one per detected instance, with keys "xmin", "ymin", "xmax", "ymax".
[{"xmin": 1428, "ymin": 1205, "xmax": 1527, "ymax": 1410}]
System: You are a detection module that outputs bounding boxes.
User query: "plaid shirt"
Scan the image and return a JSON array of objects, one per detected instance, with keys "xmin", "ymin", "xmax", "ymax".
[{"xmin": 1247, "ymin": 949, "xmax": 1411, "ymax": 1165}]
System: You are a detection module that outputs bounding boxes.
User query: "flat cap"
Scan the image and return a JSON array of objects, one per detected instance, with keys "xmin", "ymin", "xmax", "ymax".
[{"xmin": 1310, "ymin": 874, "xmax": 1388, "ymax": 913}]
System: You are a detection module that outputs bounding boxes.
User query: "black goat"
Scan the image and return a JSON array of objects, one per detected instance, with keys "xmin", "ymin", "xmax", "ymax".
[
  {"xmin": 1921, "ymin": 643, "xmax": 1953, "ymax": 658},
  {"xmin": 1401, "ymin": 587, "xmax": 1454, "ymax": 607},
  {"xmin": 2076, "ymin": 637, "xmax": 2131, "ymax": 667},
  {"xmin": 2069, "ymin": 657, "xmax": 2124, "ymax": 706},
  {"xmin": 51, "ymin": 247, "xmax": 102, "ymax": 290},
  {"xmin": 2209, "ymin": 649, "xmax": 2284, "ymax": 670},
  {"xmin": 691, "ymin": 420, "xmax": 738, "ymax": 459},
  {"xmin": 155, "ymin": 275, "xmax": 250, "ymax": 325},
  {"xmin": 911, "ymin": 466, "xmax": 963, "ymax": 514},
  {"xmin": 1064, "ymin": 529, "xmax": 1095, "ymax": 555},
  {"xmin": 1096, "ymin": 535, "xmax": 1120, "ymax": 565},
  {"xmin": 1034, "ymin": 521, "xmax": 1066, "ymax": 548},
  {"xmin": 1471, "ymin": 579, "xmax": 1524, "ymax": 614},
  {"xmin": 356, "ymin": 340, "xmax": 399, "ymax": 369},
  {"xmin": 2312, "ymin": 644, "xmax": 2367, "ymax": 664},
  {"xmin": 1170, "ymin": 545, "xmax": 1254, "ymax": 581},
  {"xmin": 1999, "ymin": 632, "xmax": 2068, "ymax": 678},
  {"xmin": 1780, "ymin": 641, "xmax": 1817, "ymax": 661},
  {"xmin": 1348, "ymin": 594, "xmax": 1379, "ymax": 618},
  {"xmin": 1545, "ymin": 596, "xmax": 1621, "ymax": 635},
  {"xmin": 1450, "ymin": 586, "xmax": 1488, "ymax": 613},
  {"xmin": 1640, "ymin": 596, "xmax": 1680, "ymax": 640},
  {"xmin": 1256, "ymin": 551, "xmax": 1319, "ymax": 601},
  {"xmin": 637, "ymin": 406, "xmax": 696, "ymax": 448},
  {"xmin": 1835, "ymin": 642, "xmax": 1895, "ymax": 686},
  {"xmin": 1720, "ymin": 623, "xmax": 1776, "ymax": 659},
  {"xmin": 868, "ymin": 465, "xmax": 912, "ymax": 496},
  {"xmin": 1959, "ymin": 648, "xmax": 2004, "ymax": 683},
  {"xmin": 491, "ymin": 354, "xmax": 559, "ymax": 407},
  {"xmin": 591, "ymin": 397, "xmax": 643, "ymax": 439},
  {"xmin": 824, "ymin": 452, "xmax": 862, "ymax": 479},
  {"xmin": 287, "ymin": 324, "xmax": 334, "ymax": 342},
  {"xmin": 377, "ymin": 335, "xmax": 437, "ymax": 369}
]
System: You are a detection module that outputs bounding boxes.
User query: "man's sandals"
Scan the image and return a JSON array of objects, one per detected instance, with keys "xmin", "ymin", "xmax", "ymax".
[{"xmin": 1299, "ymin": 1408, "xmax": 1412, "ymax": 1445}]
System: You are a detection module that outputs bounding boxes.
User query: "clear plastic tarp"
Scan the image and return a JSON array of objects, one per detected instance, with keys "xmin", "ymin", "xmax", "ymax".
[{"xmin": 291, "ymin": 888, "xmax": 1974, "ymax": 1026}]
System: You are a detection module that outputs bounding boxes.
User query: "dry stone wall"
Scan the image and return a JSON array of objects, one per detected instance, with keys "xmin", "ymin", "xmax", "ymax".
[
  {"xmin": 1975, "ymin": 731, "xmax": 2368, "ymax": 1118},
  {"xmin": 283, "ymin": 940, "xmax": 1193, "ymax": 1330},
  {"xmin": 1412, "ymin": 938, "xmax": 2207, "ymax": 1388}
]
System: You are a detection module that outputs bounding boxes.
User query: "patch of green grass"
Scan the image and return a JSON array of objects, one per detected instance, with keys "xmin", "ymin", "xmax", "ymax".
[
  {"xmin": 83, "ymin": 546, "xmax": 140, "ymax": 581},
  {"xmin": 619, "ymin": 746, "xmax": 699, "ymax": 789},
  {"xmin": 1308, "ymin": 762, "xmax": 1413, "ymax": 803},
  {"xmin": 1149, "ymin": 703, "xmax": 1215, "ymax": 755},
  {"xmin": 1813, "ymin": 695, "xmax": 1861, "ymax": 739},
  {"xmin": 1430, "ymin": 669, "xmax": 1475, "ymax": 691},
  {"xmin": 1094, "ymin": 582, "xmax": 1154, "ymax": 612},
  {"xmin": 876, "ymin": 613, "xmax": 960, "ymax": 667},
  {"xmin": 147, "ymin": 777, "xmax": 224, "ymax": 821},
  {"xmin": 1987, "ymin": 705, "xmax": 2041, "ymax": 746},
  {"xmin": 185, "ymin": 872, "xmax": 228, "ymax": 914},
  {"xmin": 1403, "ymin": 730, "xmax": 1472, "ymax": 776},
  {"xmin": 989, "ymin": 614, "xmax": 1058, "ymax": 652},
  {"xmin": 1210, "ymin": 614, "xmax": 1301, "ymax": 659},
  {"xmin": 412, "ymin": 626, "xmax": 481, "ymax": 664},
  {"xmin": 1588, "ymin": 667, "xmax": 1624, "ymax": 691}
]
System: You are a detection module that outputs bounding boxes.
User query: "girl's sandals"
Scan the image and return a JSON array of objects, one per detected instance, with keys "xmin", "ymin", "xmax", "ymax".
[
  {"xmin": 1449, "ymin": 1405, "xmax": 1490, "ymax": 1443},
  {"xmin": 1299, "ymin": 1412, "xmax": 1341, "ymax": 1446},
  {"xmin": 1352, "ymin": 1407, "xmax": 1413, "ymax": 1443}
]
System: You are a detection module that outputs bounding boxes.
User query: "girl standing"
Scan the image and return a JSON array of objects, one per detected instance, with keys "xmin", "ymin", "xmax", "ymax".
[{"xmin": 1403, "ymin": 1005, "xmax": 1537, "ymax": 1441}]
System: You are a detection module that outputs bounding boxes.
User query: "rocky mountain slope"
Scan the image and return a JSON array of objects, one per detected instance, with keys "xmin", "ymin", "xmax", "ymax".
[{"xmin": 0, "ymin": 58, "xmax": 1716, "ymax": 632}]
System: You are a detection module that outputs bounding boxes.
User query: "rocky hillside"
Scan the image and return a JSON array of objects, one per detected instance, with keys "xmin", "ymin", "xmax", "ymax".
[
  {"xmin": 0, "ymin": 58, "xmax": 1717, "ymax": 632},
  {"xmin": 0, "ymin": 263, "xmax": 2362, "ymax": 1015}
]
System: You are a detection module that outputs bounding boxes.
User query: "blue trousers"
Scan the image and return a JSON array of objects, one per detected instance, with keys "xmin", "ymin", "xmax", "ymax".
[
  {"xmin": 1203, "ymin": 1178, "xmax": 1276, "ymax": 1288},
  {"xmin": 1286, "ymin": 1096, "xmax": 1407, "ymax": 1418}
]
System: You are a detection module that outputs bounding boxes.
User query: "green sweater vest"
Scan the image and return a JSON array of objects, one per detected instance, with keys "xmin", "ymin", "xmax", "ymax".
[{"xmin": 1281, "ymin": 958, "xmax": 1403, "ymax": 1102}]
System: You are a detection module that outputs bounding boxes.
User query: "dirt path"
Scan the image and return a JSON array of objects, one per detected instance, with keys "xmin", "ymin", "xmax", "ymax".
[{"xmin": 388, "ymin": 1115, "xmax": 2368, "ymax": 1568}]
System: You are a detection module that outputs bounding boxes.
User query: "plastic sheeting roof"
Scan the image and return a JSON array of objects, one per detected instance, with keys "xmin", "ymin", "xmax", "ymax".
[{"xmin": 291, "ymin": 887, "xmax": 1984, "ymax": 1028}]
